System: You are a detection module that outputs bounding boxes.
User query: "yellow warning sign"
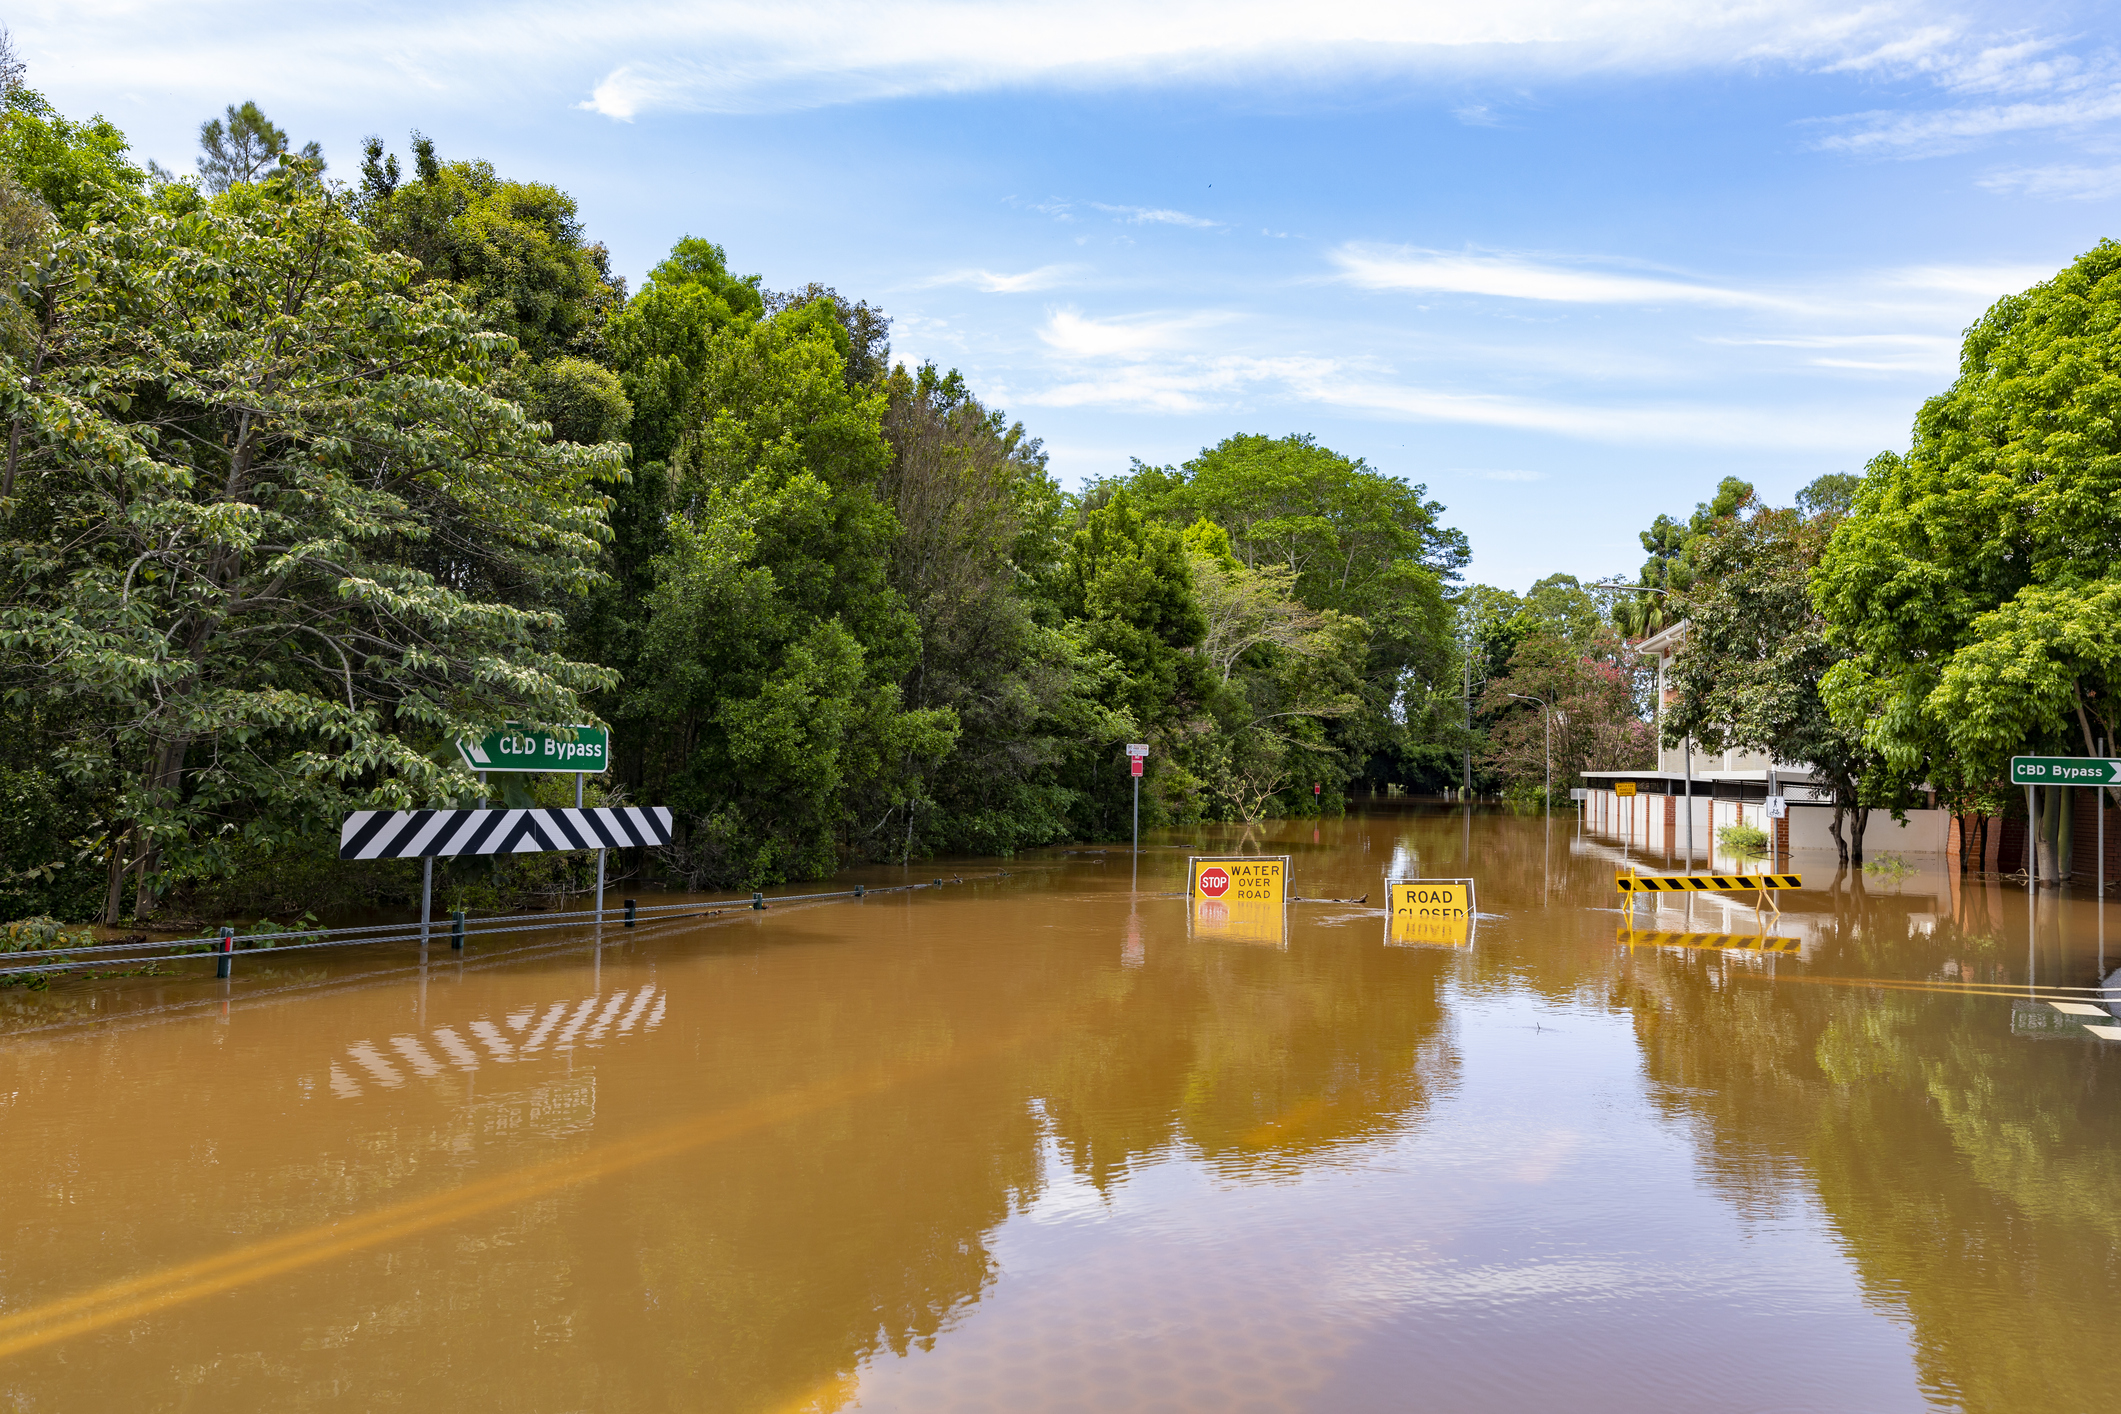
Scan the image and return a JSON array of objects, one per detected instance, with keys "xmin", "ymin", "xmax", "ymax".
[
  {"xmin": 1189, "ymin": 856, "xmax": 1288, "ymax": 906},
  {"xmin": 1617, "ymin": 928, "xmax": 1800, "ymax": 953},
  {"xmin": 1614, "ymin": 781, "xmax": 1637, "ymax": 797},
  {"xmin": 1387, "ymin": 878, "xmax": 1474, "ymax": 920},
  {"xmin": 1615, "ymin": 873, "xmax": 1801, "ymax": 893},
  {"xmin": 1190, "ymin": 898, "xmax": 1288, "ymax": 947}
]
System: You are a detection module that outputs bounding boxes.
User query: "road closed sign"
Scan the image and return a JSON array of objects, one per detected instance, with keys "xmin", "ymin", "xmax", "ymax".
[
  {"xmin": 1189, "ymin": 856, "xmax": 1288, "ymax": 906},
  {"xmin": 1386, "ymin": 878, "xmax": 1476, "ymax": 948}
]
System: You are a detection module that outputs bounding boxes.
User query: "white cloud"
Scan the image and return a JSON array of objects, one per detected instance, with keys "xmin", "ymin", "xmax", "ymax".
[
  {"xmin": 1330, "ymin": 244, "xmax": 1783, "ymax": 308},
  {"xmin": 1331, "ymin": 246, "xmax": 2053, "ymax": 327},
  {"xmin": 1090, "ymin": 202, "xmax": 1220, "ymax": 228},
  {"xmin": 32, "ymin": 0, "xmax": 1984, "ymax": 119},
  {"xmin": 918, "ymin": 264, "xmax": 1087, "ymax": 293},
  {"xmin": 1036, "ymin": 308, "xmax": 1237, "ymax": 360},
  {"xmin": 1809, "ymin": 88, "xmax": 2121, "ymax": 156},
  {"xmin": 1980, "ymin": 162, "xmax": 2121, "ymax": 200}
]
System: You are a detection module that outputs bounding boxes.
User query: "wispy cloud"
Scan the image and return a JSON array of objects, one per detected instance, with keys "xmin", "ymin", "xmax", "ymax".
[
  {"xmin": 1037, "ymin": 308, "xmax": 1237, "ymax": 360},
  {"xmin": 918, "ymin": 264, "xmax": 1088, "ymax": 293},
  {"xmin": 1018, "ymin": 348, "xmax": 1889, "ymax": 448},
  {"xmin": 1809, "ymin": 88, "xmax": 2121, "ymax": 156},
  {"xmin": 525, "ymin": 0, "xmax": 1994, "ymax": 119},
  {"xmin": 1331, "ymin": 244, "xmax": 1781, "ymax": 308},
  {"xmin": 1979, "ymin": 161, "xmax": 2121, "ymax": 200},
  {"xmin": 1332, "ymin": 245, "xmax": 2054, "ymax": 326},
  {"xmin": 1090, "ymin": 202, "xmax": 1221, "ymax": 228}
]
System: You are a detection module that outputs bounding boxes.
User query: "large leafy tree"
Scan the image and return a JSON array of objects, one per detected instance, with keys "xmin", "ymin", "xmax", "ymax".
[
  {"xmin": 619, "ymin": 301, "xmax": 952, "ymax": 886},
  {"xmin": 1815, "ymin": 241, "xmax": 2121, "ymax": 873},
  {"xmin": 0, "ymin": 183, "xmax": 622, "ymax": 920},
  {"xmin": 1113, "ymin": 433, "xmax": 1466, "ymax": 791},
  {"xmin": 1666, "ymin": 485, "xmax": 1893, "ymax": 861},
  {"xmin": 1609, "ymin": 475, "xmax": 1754, "ymax": 637},
  {"xmin": 880, "ymin": 362, "xmax": 1120, "ymax": 854},
  {"xmin": 357, "ymin": 134, "xmax": 624, "ymax": 365}
]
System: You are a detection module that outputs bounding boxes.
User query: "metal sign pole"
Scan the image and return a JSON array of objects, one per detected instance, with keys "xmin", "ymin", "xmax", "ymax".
[
  {"xmin": 1126, "ymin": 744, "xmax": 1149, "ymax": 892},
  {"xmin": 1684, "ymin": 739, "xmax": 1694, "ymax": 871},
  {"xmin": 421, "ymin": 856, "xmax": 433, "ymax": 947}
]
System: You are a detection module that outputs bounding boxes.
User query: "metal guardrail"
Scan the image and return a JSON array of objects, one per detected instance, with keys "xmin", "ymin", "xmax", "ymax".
[{"xmin": 0, "ymin": 873, "xmax": 1007, "ymax": 980}]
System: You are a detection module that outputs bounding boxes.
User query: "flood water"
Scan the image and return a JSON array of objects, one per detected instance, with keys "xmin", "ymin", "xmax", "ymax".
[{"xmin": 4, "ymin": 805, "xmax": 2119, "ymax": 1412}]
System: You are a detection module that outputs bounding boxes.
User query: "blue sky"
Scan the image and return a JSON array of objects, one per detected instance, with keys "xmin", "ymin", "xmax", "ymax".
[{"xmin": 21, "ymin": 1, "xmax": 2121, "ymax": 588}]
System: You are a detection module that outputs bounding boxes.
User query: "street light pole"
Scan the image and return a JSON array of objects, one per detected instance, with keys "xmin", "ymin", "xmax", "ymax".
[{"xmin": 1507, "ymin": 693, "xmax": 1551, "ymax": 810}]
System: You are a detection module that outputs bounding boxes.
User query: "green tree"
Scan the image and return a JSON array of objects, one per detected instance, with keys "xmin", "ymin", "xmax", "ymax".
[
  {"xmin": 1610, "ymin": 475, "xmax": 1754, "ymax": 636},
  {"xmin": 358, "ymin": 134, "xmax": 624, "ymax": 364},
  {"xmin": 0, "ymin": 186, "xmax": 622, "ymax": 921},
  {"xmin": 1666, "ymin": 484, "xmax": 1894, "ymax": 861},
  {"xmin": 618, "ymin": 301, "xmax": 951, "ymax": 886},
  {"xmin": 1814, "ymin": 241, "xmax": 2121, "ymax": 876},
  {"xmin": 0, "ymin": 88, "xmax": 143, "ymax": 228},
  {"xmin": 1110, "ymin": 433, "xmax": 1465, "ymax": 793},
  {"xmin": 192, "ymin": 101, "xmax": 323, "ymax": 195},
  {"xmin": 879, "ymin": 362, "xmax": 1120, "ymax": 854}
]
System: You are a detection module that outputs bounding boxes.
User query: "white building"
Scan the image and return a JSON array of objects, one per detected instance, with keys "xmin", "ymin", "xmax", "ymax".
[{"xmin": 1579, "ymin": 620, "xmax": 1951, "ymax": 861}]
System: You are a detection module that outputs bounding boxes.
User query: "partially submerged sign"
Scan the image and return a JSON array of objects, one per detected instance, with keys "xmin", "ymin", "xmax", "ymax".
[
  {"xmin": 2011, "ymin": 755, "xmax": 2121, "ymax": 786},
  {"xmin": 1387, "ymin": 878, "xmax": 1474, "ymax": 919},
  {"xmin": 458, "ymin": 724, "xmax": 609, "ymax": 774},
  {"xmin": 1189, "ymin": 856, "xmax": 1288, "ymax": 906},
  {"xmin": 1386, "ymin": 877, "xmax": 1476, "ymax": 948}
]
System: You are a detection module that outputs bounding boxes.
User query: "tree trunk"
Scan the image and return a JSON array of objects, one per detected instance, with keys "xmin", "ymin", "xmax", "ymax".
[
  {"xmin": 2037, "ymin": 785, "xmax": 2063, "ymax": 883},
  {"xmin": 1849, "ymin": 806, "xmax": 1870, "ymax": 865},
  {"xmin": 1829, "ymin": 803, "xmax": 1849, "ymax": 864},
  {"xmin": 101, "ymin": 826, "xmax": 132, "ymax": 927},
  {"xmin": 2059, "ymin": 784, "xmax": 2076, "ymax": 880}
]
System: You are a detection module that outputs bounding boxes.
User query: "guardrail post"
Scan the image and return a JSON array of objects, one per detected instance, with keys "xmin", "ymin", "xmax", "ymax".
[
  {"xmin": 217, "ymin": 925, "xmax": 233, "ymax": 979},
  {"xmin": 624, "ymin": 898, "xmax": 636, "ymax": 928},
  {"xmin": 451, "ymin": 909, "xmax": 465, "ymax": 951}
]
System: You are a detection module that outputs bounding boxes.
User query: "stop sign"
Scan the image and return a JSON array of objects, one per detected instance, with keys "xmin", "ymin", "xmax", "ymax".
[{"xmin": 1198, "ymin": 866, "xmax": 1231, "ymax": 898}]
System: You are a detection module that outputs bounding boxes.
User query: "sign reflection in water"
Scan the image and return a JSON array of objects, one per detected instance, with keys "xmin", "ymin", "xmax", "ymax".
[{"xmin": 327, "ymin": 984, "xmax": 665, "ymax": 1099}]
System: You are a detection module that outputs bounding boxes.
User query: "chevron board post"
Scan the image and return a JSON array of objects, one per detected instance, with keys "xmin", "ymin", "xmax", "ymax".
[
  {"xmin": 340, "ymin": 807, "xmax": 673, "ymax": 860},
  {"xmin": 1614, "ymin": 872, "xmax": 1801, "ymax": 893}
]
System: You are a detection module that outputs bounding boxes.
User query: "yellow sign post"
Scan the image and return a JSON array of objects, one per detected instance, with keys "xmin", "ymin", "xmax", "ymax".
[
  {"xmin": 1385, "ymin": 878, "xmax": 1476, "ymax": 947},
  {"xmin": 1188, "ymin": 856, "xmax": 1289, "ymax": 906}
]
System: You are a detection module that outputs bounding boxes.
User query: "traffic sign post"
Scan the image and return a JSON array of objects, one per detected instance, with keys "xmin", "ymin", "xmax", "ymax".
[
  {"xmin": 2011, "ymin": 753, "xmax": 2120, "ymax": 898},
  {"xmin": 2011, "ymin": 756, "xmax": 2121, "ymax": 786},
  {"xmin": 1127, "ymin": 744, "xmax": 1148, "ymax": 890},
  {"xmin": 458, "ymin": 724, "xmax": 609, "ymax": 775}
]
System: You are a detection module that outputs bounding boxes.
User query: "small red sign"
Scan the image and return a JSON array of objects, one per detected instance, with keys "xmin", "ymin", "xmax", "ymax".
[
  {"xmin": 1131, "ymin": 758, "xmax": 1144, "ymax": 777},
  {"xmin": 1199, "ymin": 866, "xmax": 1231, "ymax": 898}
]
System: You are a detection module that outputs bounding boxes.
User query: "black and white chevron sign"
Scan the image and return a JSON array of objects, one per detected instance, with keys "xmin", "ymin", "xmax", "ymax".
[{"xmin": 339, "ymin": 807, "xmax": 673, "ymax": 860}]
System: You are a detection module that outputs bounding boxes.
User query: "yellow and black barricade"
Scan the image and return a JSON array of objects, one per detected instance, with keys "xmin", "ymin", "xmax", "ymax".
[{"xmin": 1615, "ymin": 873, "xmax": 1800, "ymax": 894}]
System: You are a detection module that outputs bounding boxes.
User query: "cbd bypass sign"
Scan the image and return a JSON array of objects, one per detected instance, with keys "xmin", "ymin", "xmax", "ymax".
[
  {"xmin": 1188, "ymin": 856, "xmax": 1288, "ymax": 906},
  {"xmin": 2011, "ymin": 755, "xmax": 2121, "ymax": 786},
  {"xmin": 458, "ymin": 724, "xmax": 609, "ymax": 774}
]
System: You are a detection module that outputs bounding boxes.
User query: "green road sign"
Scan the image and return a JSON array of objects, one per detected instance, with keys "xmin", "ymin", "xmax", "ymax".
[
  {"xmin": 457, "ymin": 724, "xmax": 608, "ymax": 774},
  {"xmin": 2010, "ymin": 755, "xmax": 2121, "ymax": 786}
]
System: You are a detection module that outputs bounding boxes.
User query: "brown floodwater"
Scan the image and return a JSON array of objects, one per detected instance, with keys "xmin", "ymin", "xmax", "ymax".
[{"xmin": 3, "ymin": 804, "xmax": 2118, "ymax": 1412}]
